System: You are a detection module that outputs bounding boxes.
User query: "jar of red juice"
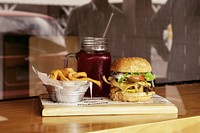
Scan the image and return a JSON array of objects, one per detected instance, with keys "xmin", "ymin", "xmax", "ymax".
[{"xmin": 65, "ymin": 37, "xmax": 111, "ymax": 97}]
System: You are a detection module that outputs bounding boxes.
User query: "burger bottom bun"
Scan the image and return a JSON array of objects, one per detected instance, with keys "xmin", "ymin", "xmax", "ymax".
[{"xmin": 110, "ymin": 90, "xmax": 155, "ymax": 102}]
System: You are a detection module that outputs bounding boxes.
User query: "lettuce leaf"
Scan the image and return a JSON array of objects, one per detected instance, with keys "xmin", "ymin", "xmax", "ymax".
[
  {"xmin": 144, "ymin": 72, "xmax": 156, "ymax": 81},
  {"xmin": 117, "ymin": 72, "xmax": 156, "ymax": 83}
]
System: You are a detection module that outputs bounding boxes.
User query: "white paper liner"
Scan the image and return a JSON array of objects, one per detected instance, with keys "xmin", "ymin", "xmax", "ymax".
[{"xmin": 41, "ymin": 94, "xmax": 174, "ymax": 106}]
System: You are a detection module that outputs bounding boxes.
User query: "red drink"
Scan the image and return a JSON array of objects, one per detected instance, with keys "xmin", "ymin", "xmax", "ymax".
[
  {"xmin": 65, "ymin": 37, "xmax": 111, "ymax": 97},
  {"xmin": 77, "ymin": 50, "xmax": 111, "ymax": 97}
]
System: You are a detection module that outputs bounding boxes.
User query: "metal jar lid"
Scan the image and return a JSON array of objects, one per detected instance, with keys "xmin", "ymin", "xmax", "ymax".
[{"xmin": 82, "ymin": 37, "xmax": 108, "ymax": 51}]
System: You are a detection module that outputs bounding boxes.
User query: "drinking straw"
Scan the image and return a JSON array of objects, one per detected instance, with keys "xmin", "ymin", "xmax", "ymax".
[{"xmin": 102, "ymin": 13, "xmax": 114, "ymax": 38}]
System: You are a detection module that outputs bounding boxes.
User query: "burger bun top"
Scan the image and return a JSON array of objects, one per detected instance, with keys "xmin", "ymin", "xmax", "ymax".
[{"xmin": 111, "ymin": 57, "xmax": 152, "ymax": 73}]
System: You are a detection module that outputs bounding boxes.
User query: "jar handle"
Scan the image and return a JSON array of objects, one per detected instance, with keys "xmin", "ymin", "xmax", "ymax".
[{"xmin": 64, "ymin": 53, "xmax": 77, "ymax": 68}]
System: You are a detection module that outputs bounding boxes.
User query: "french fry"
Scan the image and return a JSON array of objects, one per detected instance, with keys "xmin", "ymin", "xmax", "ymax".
[
  {"xmin": 68, "ymin": 71, "xmax": 77, "ymax": 80},
  {"xmin": 49, "ymin": 69, "xmax": 60, "ymax": 80},
  {"xmin": 73, "ymin": 72, "xmax": 87, "ymax": 79},
  {"xmin": 49, "ymin": 68, "xmax": 101, "ymax": 87},
  {"xmin": 50, "ymin": 69, "xmax": 69, "ymax": 81},
  {"xmin": 61, "ymin": 68, "xmax": 74, "ymax": 77}
]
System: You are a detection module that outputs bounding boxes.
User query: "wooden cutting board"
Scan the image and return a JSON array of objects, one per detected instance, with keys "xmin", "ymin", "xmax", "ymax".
[{"xmin": 39, "ymin": 94, "xmax": 178, "ymax": 116}]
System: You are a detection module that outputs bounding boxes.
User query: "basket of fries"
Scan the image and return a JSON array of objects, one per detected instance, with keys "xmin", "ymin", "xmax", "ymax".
[{"xmin": 32, "ymin": 67, "xmax": 101, "ymax": 103}]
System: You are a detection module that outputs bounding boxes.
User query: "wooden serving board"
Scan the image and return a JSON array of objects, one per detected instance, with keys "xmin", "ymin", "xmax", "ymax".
[{"xmin": 39, "ymin": 94, "xmax": 178, "ymax": 116}]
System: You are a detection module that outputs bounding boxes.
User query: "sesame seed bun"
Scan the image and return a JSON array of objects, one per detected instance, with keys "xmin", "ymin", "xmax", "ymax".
[{"xmin": 111, "ymin": 57, "xmax": 152, "ymax": 73}]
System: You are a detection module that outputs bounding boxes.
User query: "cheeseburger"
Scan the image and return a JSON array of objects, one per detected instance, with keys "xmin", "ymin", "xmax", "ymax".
[{"xmin": 103, "ymin": 57, "xmax": 156, "ymax": 102}]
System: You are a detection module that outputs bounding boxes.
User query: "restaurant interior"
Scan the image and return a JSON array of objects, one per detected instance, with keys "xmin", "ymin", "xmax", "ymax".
[{"xmin": 0, "ymin": 0, "xmax": 200, "ymax": 132}]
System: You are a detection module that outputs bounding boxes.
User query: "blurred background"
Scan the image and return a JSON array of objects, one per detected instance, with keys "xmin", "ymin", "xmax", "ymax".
[{"xmin": 0, "ymin": 0, "xmax": 199, "ymax": 100}]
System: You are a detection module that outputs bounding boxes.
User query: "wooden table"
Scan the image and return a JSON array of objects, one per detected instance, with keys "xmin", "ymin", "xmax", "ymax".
[{"xmin": 0, "ymin": 83, "xmax": 200, "ymax": 133}]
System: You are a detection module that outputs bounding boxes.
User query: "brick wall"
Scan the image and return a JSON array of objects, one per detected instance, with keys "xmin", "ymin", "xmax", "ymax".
[{"xmin": 123, "ymin": 0, "xmax": 200, "ymax": 83}]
